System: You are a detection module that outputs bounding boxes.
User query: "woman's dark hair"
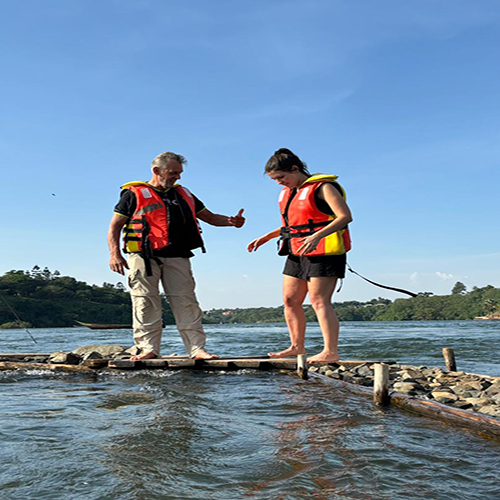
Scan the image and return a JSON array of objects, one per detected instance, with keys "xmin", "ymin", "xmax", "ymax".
[{"xmin": 264, "ymin": 148, "xmax": 310, "ymax": 175}]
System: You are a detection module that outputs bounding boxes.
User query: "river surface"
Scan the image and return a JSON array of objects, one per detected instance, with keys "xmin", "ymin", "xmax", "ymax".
[{"xmin": 1, "ymin": 321, "xmax": 499, "ymax": 499}]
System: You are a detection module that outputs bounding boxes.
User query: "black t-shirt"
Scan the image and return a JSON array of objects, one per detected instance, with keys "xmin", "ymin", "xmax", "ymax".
[{"xmin": 114, "ymin": 186, "xmax": 206, "ymax": 258}]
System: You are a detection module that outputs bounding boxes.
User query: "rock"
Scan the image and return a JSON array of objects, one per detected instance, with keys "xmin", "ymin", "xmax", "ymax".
[
  {"xmin": 81, "ymin": 351, "xmax": 103, "ymax": 361},
  {"xmin": 49, "ymin": 351, "xmax": 81, "ymax": 365},
  {"xmin": 490, "ymin": 393, "xmax": 500, "ymax": 405},
  {"xmin": 341, "ymin": 373, "xmax": 356, "ymax": 383},
  {"xmin": 463, "ymin": 397, "xmax": 493, "ymax": 408},
  {"xmin": 400, "ymin": 369, "xmax": 424, "ymax": 380},
  {"xmin": 477, "ymin": 405, "xmax": 500, "ymax": 418},
  {"xmin": 357, "ymin": 377, "xmax": 374, "ymax": 387},
  {"xmin": 427, "ymin": 382, "xmax": 442, "ymax": 388},
  {"xmin": 431, "ymin": 392, "xmax": 459, "ymax": 404},
  {"xmin": 73, "ymin": 344, "xmax": 126, "ymax": 357},
  {"xmin": 325, "ymin": 370, "xmax": 334, "ymax": 377},
  {"xmin": 308, "ymin": 366, "xmax": 319, "ymax": 373},
  {"xmin": 23, "ymin": 356, "xmax": 49, "ymax": 363},
  {"xmin": 393, "ymin": 382, "xmax": 423, "ymax": 394},
  {"xmin": 452, "ymin": 401, "xmax": 473, "ymax": 409},
  {"xmin": 450, "ymin": 384, "xmax": 484, "ymax": 397},
  {"xmin": 354, "ymin": 365, "xmax": 373, "ymax": 377},
  {"xmin": 484, "ymin": 383, "xmax": 500, "ymax": 397}
]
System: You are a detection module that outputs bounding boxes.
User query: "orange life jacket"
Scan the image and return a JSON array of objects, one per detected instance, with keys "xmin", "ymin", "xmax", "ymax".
[
  {"xmin": 278, "ymin": 174, "xmax": 351, "ymax": 257},
  {"xmin": 121, "ymin": 182, "xmax": 203, "ymax": 254}
]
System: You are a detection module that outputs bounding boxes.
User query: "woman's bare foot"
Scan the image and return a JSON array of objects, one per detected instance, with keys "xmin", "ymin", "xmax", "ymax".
[
  {"xmin": 307, "ymin": 351, "xmax": 339, "ymax": 364},
  {"xmin": 268, "ymin": 347, "xmax": 306, "ymax": 358},
  {"xmin": 130, "ymin": 351, "xmax": 158, "ymax": 361},
  {"xmin": 193, "ymin": 349, "xmax": 219, "ymax": 360}
]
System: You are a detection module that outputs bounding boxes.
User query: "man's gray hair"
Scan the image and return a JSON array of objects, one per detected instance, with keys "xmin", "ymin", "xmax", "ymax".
[{"xmin": 151, "ymin": 151, "xmax": 187, "ymax": 170}]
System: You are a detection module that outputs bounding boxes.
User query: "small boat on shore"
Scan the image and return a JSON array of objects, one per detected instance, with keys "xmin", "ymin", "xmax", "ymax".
[
  {"xmin": 75, "ymin": 321, "xmax": 132, "ymax": 330},
  {"xmin": 473, "ymin": 315, "xmax": 500, "ymax": 321}
]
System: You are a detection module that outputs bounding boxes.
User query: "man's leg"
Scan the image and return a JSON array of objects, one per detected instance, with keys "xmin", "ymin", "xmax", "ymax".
[
  {"xmin": 128, "ymin": 254, "xmax": 163, "ymax": 358},
  {"xmin": 161, "ymin": 258, "xmax": 217, "ymax": 359}
]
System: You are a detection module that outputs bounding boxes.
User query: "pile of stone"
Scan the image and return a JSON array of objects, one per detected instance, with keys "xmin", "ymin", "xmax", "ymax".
[
  {"xmin": 309, "ymin": 362, "xmax": 500, "ymax": 418},
  {"xmin": 22, "ymin": 344, "xmax": 141, "ymax": 365}
]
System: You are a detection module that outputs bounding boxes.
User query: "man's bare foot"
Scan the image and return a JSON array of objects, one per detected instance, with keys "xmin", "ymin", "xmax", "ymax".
[
  {"xmin": 130, "ymin": 351, "xmax": 158, "ymax": 361},
  {"xmin": 307, "ymin": 351, "xmax": 339, "ymax": 364},
  {"xmin": 193, "ymin": 350, "xmax": 219, "ymax": 360},
  {"xmin": 268, "ymin": 347, "xmax": 306, "ymax": 358}
]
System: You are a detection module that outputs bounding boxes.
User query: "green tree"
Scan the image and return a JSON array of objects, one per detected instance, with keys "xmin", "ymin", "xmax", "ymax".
[
  {"xmin": 484, "ymin": 299, "xmax": 498, "ymax": 317},
  {"xmin": 451, "ymin": 281, "xmax": 467, "ymax": 295}
]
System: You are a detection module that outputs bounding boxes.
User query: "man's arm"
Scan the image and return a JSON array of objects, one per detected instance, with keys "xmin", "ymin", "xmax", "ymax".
[
  {"xmin": 107, "ymin": 214, "xmax": 129, "ymax": 275},
  {"xmin": 197, "ymin": 208, "xmax": 245, "ymax": 228}
]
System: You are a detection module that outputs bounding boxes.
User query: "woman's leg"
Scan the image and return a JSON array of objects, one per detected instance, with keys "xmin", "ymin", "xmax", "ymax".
[
  {"xmin": 307, "ymin": 276, "xmax": 340, "ymax": 363},
  {"xmin": 269, "ymin": 275, "xmax": 308, "ymax": 358}
]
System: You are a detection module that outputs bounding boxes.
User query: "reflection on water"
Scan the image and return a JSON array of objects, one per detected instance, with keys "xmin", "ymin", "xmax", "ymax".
[{"xmin": 1, "ymin": 322, "xmax": 500, "ymax": 499}]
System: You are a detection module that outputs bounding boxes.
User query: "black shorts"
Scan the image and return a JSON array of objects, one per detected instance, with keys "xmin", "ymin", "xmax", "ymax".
[{"xmin": 283, "ymin": 253, "xmax": 346, "ymax": 280}]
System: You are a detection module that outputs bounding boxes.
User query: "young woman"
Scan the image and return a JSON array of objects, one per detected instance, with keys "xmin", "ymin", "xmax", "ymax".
[{"xmin": 248, "ymin": 149, "xmax": 353, "ymax": 363}]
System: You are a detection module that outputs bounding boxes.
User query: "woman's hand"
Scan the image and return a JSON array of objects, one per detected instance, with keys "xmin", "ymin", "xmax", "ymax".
[
  {"xmin": 297, "ymin": 234, "xmax": 322, "ymax": 255},
  {"xmin": 247, "ymin": 235, "xmax": 269, "ymax": 252}
]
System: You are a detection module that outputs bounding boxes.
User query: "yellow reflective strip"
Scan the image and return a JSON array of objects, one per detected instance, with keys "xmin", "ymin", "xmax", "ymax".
[{"xmin": 126, "ymin": 241, "xmax": 141, "ymax": 253}]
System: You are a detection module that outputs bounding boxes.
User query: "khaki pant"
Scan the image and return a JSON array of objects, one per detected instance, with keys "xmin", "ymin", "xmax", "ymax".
[{"xmin": 127, "ymin": 254, "xmax": 206, "ymax": 357}]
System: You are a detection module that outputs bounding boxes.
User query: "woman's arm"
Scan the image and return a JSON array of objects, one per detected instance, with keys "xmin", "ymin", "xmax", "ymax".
[
  {"xmin": 296, "ymin": 183, "xmax": 353, "ymax": 255},
  {"xmin": 247, "ymin": 228, "xmax": 281, "ymax": 252}
]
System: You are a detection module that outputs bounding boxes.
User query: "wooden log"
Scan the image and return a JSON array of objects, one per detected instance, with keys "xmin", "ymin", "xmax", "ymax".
[
  {"xmin": 390, "ymin": 394, "xmax": 500, "ymax": 438},
  {"xmin": 297, "ymin": 354, "xmax": 308, "ymax": 380},
  {"xmin": 373, "ymin": 363, "xmax": 390, "ymax": 406},
  {"xmin": 314, "ymin": 372, "xmax": 500, "ymax": 439},
  {"xmin": 0, "ymin": 361, "xmax": 96, "ymax": 373},
  {"xmin": 0, "ymin": 353, "xmax": 51, "ymax": 360},
  {"xmin": 443, "ymin": 347, "xmax": 457, "ymax": 371}
]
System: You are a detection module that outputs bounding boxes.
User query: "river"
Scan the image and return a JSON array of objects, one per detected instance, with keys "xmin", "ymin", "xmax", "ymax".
[{"xmin": 1, "ymin": 321, "xmax": 499, "ymax": 499}]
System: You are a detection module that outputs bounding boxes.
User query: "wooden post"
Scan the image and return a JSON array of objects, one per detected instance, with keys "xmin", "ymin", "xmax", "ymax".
[
  {"xmin": 297, "ymin": 354, "xmax": 308, "ymax": 380},
  {"xmin": 373, "ymin": 363, "xmax": 390, "ymax": 406},
  {"xmin": 443, "ymin": 348, "xmax": 457, "ymax": 371}
]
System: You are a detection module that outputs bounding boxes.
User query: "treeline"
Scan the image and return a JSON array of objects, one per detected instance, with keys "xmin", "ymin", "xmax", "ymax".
[
  {"xmin": 0, "ymin": 268, "xmax": 499, "ymax": 328},
  {"xmin": 203, "ymin": 283, "xmax": 500, "ymax": 323},
  {"xmin": 0, "ymin": 266, "xmax": 174, "ymax": 328}
]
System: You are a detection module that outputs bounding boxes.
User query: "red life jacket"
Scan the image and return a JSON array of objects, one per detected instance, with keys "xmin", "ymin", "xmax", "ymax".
[
  {"xmin": 121, "ymin": 182, "xmax": 203, "ymax": 254},
  {"xmin": 278, "ymin": 174, "xmax": 351, "ymax": 257}
]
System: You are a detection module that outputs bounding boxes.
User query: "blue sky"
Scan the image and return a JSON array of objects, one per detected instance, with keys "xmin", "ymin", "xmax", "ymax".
[{"xmin": 1, "ymin": 0, "xmax": 499, "ymax": 309}]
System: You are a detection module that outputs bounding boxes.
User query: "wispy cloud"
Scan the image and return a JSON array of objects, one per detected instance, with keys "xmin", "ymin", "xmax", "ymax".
[
  {"xmin": 436, "ymin": 271, "xmax": 454, "ymax": 281},
  {"xmin": 410, "ymin": 272, "xmax": 419, "ymax": 283}
]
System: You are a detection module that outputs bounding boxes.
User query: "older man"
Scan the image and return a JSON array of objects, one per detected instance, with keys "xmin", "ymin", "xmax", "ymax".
[{"xmin": 107, "ymin": 151, "xmax": 245, "ymax": 360}]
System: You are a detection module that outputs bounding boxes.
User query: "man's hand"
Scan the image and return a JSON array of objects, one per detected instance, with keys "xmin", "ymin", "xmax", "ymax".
[
  {"xmin": 228, "ymin": 208, "xmax": 245, "ymax": 228},
  {"xmin": 109, "ymin": 253, "xmax": 129, "ymax": 275}
]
